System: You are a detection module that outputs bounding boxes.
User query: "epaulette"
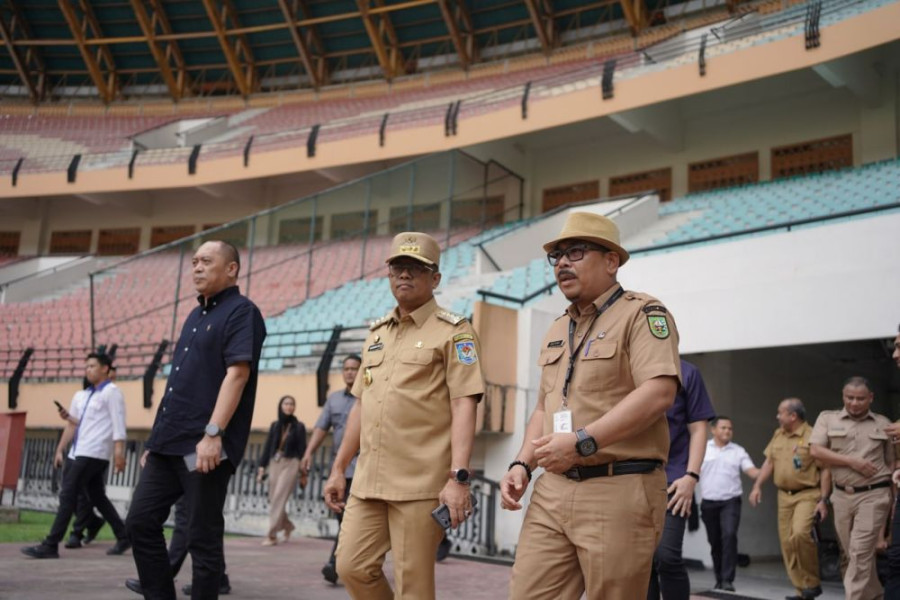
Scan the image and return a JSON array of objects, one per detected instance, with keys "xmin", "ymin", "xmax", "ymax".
[
  {"xmin": 436, "ymin": 310, "xmax": 466, "ymax": 325},
  {"xmin": 369, "ymin": 313, "xmax": 392, "ymax": 331}
]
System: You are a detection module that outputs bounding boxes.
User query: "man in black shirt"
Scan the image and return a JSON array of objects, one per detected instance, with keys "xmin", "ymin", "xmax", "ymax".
[{"xmin": 125, "ymin": 240, "xmax": 266, "ymax": 600}]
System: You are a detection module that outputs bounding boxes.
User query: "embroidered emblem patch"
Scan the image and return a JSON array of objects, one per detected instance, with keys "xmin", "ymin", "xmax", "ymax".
[
  {"xmin": 647, "ymin": 316, "xmax": 670, "ymax": 339},
  {"xmin": 455, "ymin": 341, "xmax": 478, "ymax": 365}
]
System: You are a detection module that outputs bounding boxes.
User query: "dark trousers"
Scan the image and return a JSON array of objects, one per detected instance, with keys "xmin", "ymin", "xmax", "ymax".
[
  {"xmin": 885, "ymin": 495, "xmax": 900, "ymax": 598},
  {"xmin": 327, "ymin": 477, "xmax": 352, "ymax": 567},
  {"xmin": 167, "ymin": 495, "xmax": 229, "ymax": 579},
  {"xmin": 701, "ymin": 496, "xmax": 742, "ymax": 585},
  {"xmin": 69, "ymin": 460, "xmax": 107, "ymax": 538},
  {"xmin": 126, "ymin": 452, "xmax": 234, "ymax": 600},
  {"xmin": 45, "ymin": 456, "xmax": 126, "ymax": 546},
  {"xmin": 648, "ymin": 505, "xmax": 690, "ymax": 600}
]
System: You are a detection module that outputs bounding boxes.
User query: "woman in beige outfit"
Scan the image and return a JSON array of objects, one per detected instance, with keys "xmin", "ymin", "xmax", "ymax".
[{"xmin": 256, "ymin": 395, "xmax": 307, "ymax": 546}]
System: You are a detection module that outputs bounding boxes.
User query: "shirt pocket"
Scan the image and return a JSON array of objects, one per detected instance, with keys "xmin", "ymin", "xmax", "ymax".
[
  {"xmin": 538, "ymin": 346, "xmax": 566, "ymax": 394},
  {"xmin": 577, "ymin": 340, "xmax": 618, "ymax": 392},
  {"xmin": 393, "ymin": 347, "xmax": 438, "ymax": 390},
  {"xmin": 868, "ymin": 431, "xmax": 889, "ymax": 455},
  {"xmin": 827, "ymin": 429, "xmax": 849, "ymax": 452}
]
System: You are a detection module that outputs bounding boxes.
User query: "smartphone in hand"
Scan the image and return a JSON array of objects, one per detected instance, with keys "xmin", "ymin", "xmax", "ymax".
[
  {"xmin": 432, "ymin": 494, "xmax": 478, "ymax": 529},
  {"xmin": 53, "ymin": 400, "xmax": 65, "ymax": 412}
]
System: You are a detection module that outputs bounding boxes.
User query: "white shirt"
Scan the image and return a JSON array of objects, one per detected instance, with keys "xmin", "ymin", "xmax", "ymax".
[
  {"xmin": 67, "ymin": 380, "xmax": 127, "ymax": 461},
  {"xmin": 699, "ymin": 440, "xmax": 755, "ymax": 501}
]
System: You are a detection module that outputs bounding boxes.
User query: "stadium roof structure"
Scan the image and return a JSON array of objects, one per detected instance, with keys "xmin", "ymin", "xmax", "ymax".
[{"xmin": 0, "ymin": 0, "xmax": 738, "ymax": 104}]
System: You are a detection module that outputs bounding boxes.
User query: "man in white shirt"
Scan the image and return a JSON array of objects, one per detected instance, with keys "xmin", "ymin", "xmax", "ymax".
[
  {"xmin": 699, "ymin": 416, "xmax": 759, "ymax": 592},
  {"xmin": 21, "ymin": 352, "xmax": 131, "ymax": 559}
]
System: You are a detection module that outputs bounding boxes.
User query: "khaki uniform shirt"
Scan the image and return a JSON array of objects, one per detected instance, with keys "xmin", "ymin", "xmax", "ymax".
[
  {"xmin": 538, "ymin": 284, "xmax": 681, "ymax": 464},
  {"xmin": 350, "ymin": 297, "xmax": 485, "ymax": 501},
  {"xmin": 810, "ymin": 409, "xmax": 893, "ymax": 487},
  {"xmin": 763, "ymin": 422, "xmax": 820, "ymax": 491}
]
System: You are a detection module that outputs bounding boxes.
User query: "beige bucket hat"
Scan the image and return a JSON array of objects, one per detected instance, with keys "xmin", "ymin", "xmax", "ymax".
[{"xmin": 542, "ymin": 211, "xmax": 630, "ymax": 265}]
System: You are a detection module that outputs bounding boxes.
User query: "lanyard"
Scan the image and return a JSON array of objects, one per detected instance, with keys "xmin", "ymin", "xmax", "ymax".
[{"xmin": 561, "ymin": 285, "xmax": 624, "ymax": 406}]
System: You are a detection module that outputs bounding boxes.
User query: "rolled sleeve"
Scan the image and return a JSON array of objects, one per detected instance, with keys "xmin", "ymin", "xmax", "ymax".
[{"xmin": 628, "ymin": 302, "xmax": 682, "ymax": 389}]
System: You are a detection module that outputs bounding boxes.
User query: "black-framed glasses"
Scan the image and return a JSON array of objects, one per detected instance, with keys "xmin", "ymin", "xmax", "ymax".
[
  {"xmin": 546, "ymin": 244, "xmax": 605, "ymax": 266},
  {"xmin": 388, "ymin": 262, "xmax": 434, "ymax": 277}
]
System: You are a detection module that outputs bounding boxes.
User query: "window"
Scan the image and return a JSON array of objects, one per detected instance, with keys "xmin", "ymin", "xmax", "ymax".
[
  {"xmin": 542, "ymin": 180, "xmax": 600, "ymax": 212},
  {"xmin": 151, "ymin": 225, "xmax": 195, "ymax": 248},
  {"xmin": 331, "ymin": 210, "xmax": 376, "ymax": 239},
  {"xmin": 97, "ymin": 228, "xmax": 140, "ymax": 255},
  {"xmin": 389, "ymin": 203, "xmax": 440, "ymax": 234},
  {"xmin": 688, "ymin": 152, "xmax": 759, "ymax": 193},
  {"xmin": 609, "ymin": 168, "xmax": 672, "ymax": 202},
  {"xmin": 772, "ymin": 134, "xmax": 852, "ymax": 179},
  {"xmin": 450, "ymin": 196, "xmax": 505, "ymax": 227},
  {"xmin": 0, "ymin": 231, "xmax": 20, "ymax": 256},
  {"xmin": 49, "ymin": 230, "xmax": 92, "ymax": 254},
  {"xmin": 277, "ymin": 217, "xmax": 323, "ymax": 244}
]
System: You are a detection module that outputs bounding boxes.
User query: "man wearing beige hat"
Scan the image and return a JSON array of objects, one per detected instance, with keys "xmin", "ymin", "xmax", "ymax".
[
  {"xmin": 323, "ymin": 231, "xmax": 485, "ymax": 600},
  {"xmin": 500, "ymin": 211, "xmax": 681, "ymax": 599}
]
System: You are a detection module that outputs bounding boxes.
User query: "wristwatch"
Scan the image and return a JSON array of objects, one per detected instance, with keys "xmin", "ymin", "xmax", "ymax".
[
  {"xmin": 450, "ymin": 468, "xmax": 471, "ymax": 485},
  {"xmin": 204, "ymin": 423, "xmax": 223, "ymax": 437},
  {"xmin": 575, "ymin": 428, "xmax": 598, "ymax": 457}
]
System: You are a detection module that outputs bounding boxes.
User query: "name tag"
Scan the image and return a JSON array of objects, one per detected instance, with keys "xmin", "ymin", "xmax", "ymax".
[{"xmin": 553, "ymin": 409, "xmax": 573, "ymax": 433}]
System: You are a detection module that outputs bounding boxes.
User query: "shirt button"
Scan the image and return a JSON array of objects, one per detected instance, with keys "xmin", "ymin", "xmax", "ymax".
[
  {"xmin": 163, "ymin": 407, "xmax": 167, "ymax": 412},
  {"xmin": 184, "ymin": 347, "xmax": 189, "ymax": 352},
  {"xmin": 169, "ymin": 387, "xmax": 173, "ymax": 392},
  {"xmin": 175, "ymin": 367, "xmax": 180, "ymax": 371},
  {"xmin": 192, "ymin": 328, "xmax": 197, "ymax": 333},
  {"xmin": 202, "ymin": 311, "xmax": 207, "ymax": 315}
]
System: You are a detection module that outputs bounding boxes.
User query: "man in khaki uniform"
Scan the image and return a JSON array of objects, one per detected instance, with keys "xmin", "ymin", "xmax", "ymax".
[
  {"xmin": 810, "ymin": 376, "xmax": 893, "ymax": 600},
  {"xmin": 749, "ymin": 398, "xmax": 831, "ymax": 600},
  {"xmin": 323, "ymin": 231, "xmax": 485, "ymax": 600},
  {"xmin": 500, "ymin": 212, "xmax": 681, "ymax": 599}
]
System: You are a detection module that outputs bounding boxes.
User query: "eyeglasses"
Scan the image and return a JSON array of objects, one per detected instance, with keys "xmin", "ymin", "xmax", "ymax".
[
  {"xmin": 546, "ymin": 244, "xmax": 606, "ymax": 266},
  {"xmin": 388, "ymin": 262, "xmax": 434, "ymax": 277}
]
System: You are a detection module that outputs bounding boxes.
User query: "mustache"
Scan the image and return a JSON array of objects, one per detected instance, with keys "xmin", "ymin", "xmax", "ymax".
[{"xmin": 556, "ymin": 269, "xmax": 576, "ymax": 279}]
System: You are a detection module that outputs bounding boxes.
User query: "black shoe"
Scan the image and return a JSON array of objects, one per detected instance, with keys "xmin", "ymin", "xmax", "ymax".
[
  {"xmin": 713, "ymin": 581, "xmax": 723, "ymax": 590},
  {"xmin": 322, "ymin": 562, "xmax": 338, "ymax": 584},
  {"xmin": 84, "ymin": 518, "xmax": 105, "ymax": 545},
  {"xmin": 125, "ymin": 578, "xmax": 143, "ymax": 595},
  {"xmin": 786, "ymin": 595, "xmax": 803, "ymax": 600},
  {"xmin": 801, "ymin": 586, "xmax": 823, "ymax": 599},
  {"xmin": 106, "ymin": 538, "xmax": 132, "ymax": 555},
  {"xmin": 181, "ymin": 578, "xmax": 230, "ymax": 596},
  {"xmin": 20, "ymin": 543, "xmax": 59, "ymax": 559},
  {"xmin": 721, "ymin": 581, "xmax": 736, "ymax": 592},
  {"xmin": 64, "ymin": 533, "xmax": 84, "ymax": 549}
]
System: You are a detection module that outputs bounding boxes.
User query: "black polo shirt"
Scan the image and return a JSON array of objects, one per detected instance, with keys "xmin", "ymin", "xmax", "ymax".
[{"xmin": 146, "ymin": 285, "xmax": 266, "ymax": 466}]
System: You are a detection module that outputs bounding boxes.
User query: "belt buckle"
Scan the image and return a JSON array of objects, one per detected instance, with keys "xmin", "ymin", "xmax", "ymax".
[
  {"xmin": 845, "ymin": 485, "xmax": 855, "ymax": 494},
  {"xmin": 565, "ymin": 467, "xmax": 582, "ymax": 481}
]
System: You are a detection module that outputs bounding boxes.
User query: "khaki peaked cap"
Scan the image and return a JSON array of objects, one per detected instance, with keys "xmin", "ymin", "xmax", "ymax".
[{"xmin": 385, "ymin": 231, "xmax": 441, "ymax": 267}]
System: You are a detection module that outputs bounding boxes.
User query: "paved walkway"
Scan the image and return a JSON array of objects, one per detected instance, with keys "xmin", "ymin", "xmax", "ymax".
[{"xmin": 0, "ymin": 535, "xmax": 846, "ymax": 599}]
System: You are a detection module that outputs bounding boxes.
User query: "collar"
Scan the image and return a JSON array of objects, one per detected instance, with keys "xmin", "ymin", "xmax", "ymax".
[
  {"xmin": 391, "ymin": 297, "xmax": 437, "ymax": 328},
  {"xmin": 566, "ymin": 283, "xmax": 622, "ymax": 319},
  {"xmin": 783, "ymin": 422, "xmax": 811, "ymax": 438},
  {"xmin": 710, "ymin": 440, "xmax": 733, "ymax": 450},
  {"xmin": 838, "ymin": 407, "xmax": 874, "ymax": 421},
  {"xmin": 196, "ymin": 285, "xmax": 240, "ymax": 310},
  {"xmin": 88, "ymin": 379, "xmax": 112, "ymax": 393}
]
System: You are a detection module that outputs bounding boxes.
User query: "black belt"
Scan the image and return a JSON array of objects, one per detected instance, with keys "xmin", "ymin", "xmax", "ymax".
[
  {"xmin": 778, "ymin": 486, "xmax": 817, "ymax": 496},
  {"xmin": 563, "ymin": 460, "xmax": 662, "ymax": 481},
  {"xmin": 835, "ymin": 480, "xmax": 891, "ymax": 494}
]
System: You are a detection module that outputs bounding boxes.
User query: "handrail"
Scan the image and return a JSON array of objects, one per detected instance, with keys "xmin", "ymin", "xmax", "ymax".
[{"xmin": 476, "ymin": 200, "xmax": 900, "ymax": 306}]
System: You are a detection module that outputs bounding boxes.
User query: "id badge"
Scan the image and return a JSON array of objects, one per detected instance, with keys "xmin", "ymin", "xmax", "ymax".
[{"xmin": 553, "ymin": 409, "xmax": 573, "ymax": 433}]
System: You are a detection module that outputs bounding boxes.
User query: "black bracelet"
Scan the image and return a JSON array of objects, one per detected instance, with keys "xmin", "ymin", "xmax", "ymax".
[
  {"xmin": 509, "ymin": 460, "xmax": 532, "ymax": 481},
  {"xmin": 686, "ymin": 471, "xmax": 700, "ymax": 481}
]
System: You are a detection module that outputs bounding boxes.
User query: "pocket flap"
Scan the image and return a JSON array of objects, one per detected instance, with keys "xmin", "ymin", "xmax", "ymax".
[
  {"xmin": 364, "ymin": 352, "xmax": 385, "ymax": 368},
  {"xmin": 583, "ymin": 340, "xmax": 617, "ymax": 360},
  {"xmin": 826, "ymin": 429, "xmax": 848, "ymax": 438},
  {"xmin": 869, "ymin": 432, "xmax": 889, "ymax": 441},
  {"xmin": 399, "ymin": 347, "xmax": 435, "ymax": 365},
  {"xmin": 538, "ymin": 346, "xmax": 565, "ymax": 366}
]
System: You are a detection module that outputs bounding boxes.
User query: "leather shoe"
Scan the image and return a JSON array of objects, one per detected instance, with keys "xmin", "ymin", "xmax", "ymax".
[
  {"xmin": 106, "ymin": 538, "xmax": 132, "ymax": 555},
  {"xmin": 802, "ymin": 586, "xmax": 823, "ymax": 599},
  {"xmin": 125, "ymin": 578, "xmax": 143, "ymax": 595},
  {"xmin": 322, "ymin": 562, "xmax": 338, "ymax": 584},
  {"xmin": 20, "ymin": 543, "xmax": 59, "ymax": 559},
  {"xmin": 182, "ymin": 575, "xmax": 230, "ymax": 596},
  {"xmin": 786, "ymin": 595, "xmax": 803, "ymax": 600},
  {"xmin": 84, "ymin": 518, "xmax": 105, "ymax": 544},
  {"xmin": 721, "ymin": 581, "xmax": 736, "ymax": 592},
  {"xmin": 64, "ymin": 534, "xmax": 84, "ymax": 549}
]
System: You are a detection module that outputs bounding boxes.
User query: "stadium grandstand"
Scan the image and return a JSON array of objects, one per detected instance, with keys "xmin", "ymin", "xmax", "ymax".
[{"xmin": 1, "ymin": 0, "xmax": 899, "ymax": 579}]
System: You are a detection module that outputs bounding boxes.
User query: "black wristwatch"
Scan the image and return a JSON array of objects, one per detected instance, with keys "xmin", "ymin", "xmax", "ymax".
[
  {"xmin": 451, "ymin": 468, "xmax": 471, "ymax": 485},
  {"xmin": 575, "ymin": 428, "xmax": 598, "ymax": 457},
  {"xmin": 204, "ymin": 423, "xmax": 223, "ymax": 437}
]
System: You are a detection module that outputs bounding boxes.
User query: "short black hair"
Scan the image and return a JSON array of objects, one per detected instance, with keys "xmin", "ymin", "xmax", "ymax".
[
  {"xmin": 843, "ymin": 375, "xmax": 872, "ymax": 392},
  {"xmin": 344, "ymin": 354, "xmax": 361, "ymax": 366},
  {"xmin": 206, "ymin": 240, "xmax": 241, "ymax": 275},
  {"xmin": 87, "ymin": 352, "xmax": 113, "ymax": 368},
  {"xmin": 782, "ymin": 398, "xmax": 806, "ymax": 421},
  {"xmin": 711, "ymin": 415, "xmax": 731, "ymax": 427}
]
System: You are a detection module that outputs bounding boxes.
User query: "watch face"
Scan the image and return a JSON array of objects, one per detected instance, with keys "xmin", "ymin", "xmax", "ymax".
[
  {"xmin": 578, "ymin": 439, "xmax": 597, "ymax": 457},
  {"xmin": 205, "ymin": 424, "xmax": 220, "ymax": 437},
  {"xmin": 456, "ymin": 468, "xmax": 470, "ymax": 483}
]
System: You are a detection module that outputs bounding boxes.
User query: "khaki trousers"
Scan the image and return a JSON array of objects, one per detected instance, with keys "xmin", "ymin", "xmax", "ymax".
[
  {"xmin": 832, "ymin": 486, "xmax": 891, "ymax": 600},
  {"xmin": 336, "ymin": 494, "xmax": 443, "ymax": 600},
  {"xmin": 509, "ymin": 469, "xmax": 667, "ymax": 600},
  {"xmin": 266, "ymin": 457, "xmax": 300, "ymax": 539},
  {"xmin": 777, "ymin": 488, "xmax": 821, "ymax": 593}
]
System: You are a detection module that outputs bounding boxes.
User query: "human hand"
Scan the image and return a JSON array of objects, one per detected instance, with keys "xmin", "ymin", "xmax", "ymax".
[
  {"xmin": 893, "ymin": 469, "xmax": 900, "ymax": 487},
  {"xmin": 54, "ymin": 451, "xmax": 64, "ymax": 470},
  {"xmin": 815, "ymin": 500, "xmax": 828, "ymax": 522},
  {"xmin": 324, "ymin": 471, "xmax": 347, "ymax": 514},
  {"xmin": 57, "ymin": 407, "xmax": 71, "ymax": 422},
  {"xmin": 256, "ymin": 467, "xmax": 265, "ymax": 484},
  {"xmin": 885, "ymin": 422, "xmax": 900, "ymax": 442},
  {"xmin": 667, "ymin": 475, "xmax": 697, "ymax": 516},
  {"xmin": 748, "ymin": 486, "xmax": 762, "ymax": 508},
  {"xmin": 300, "ymin": 454, "xmax": 311, "ymax": 475},
  {"xmin": 140, "ymin": 450, "xmax": 148, "ymax": 468},
  {"xmin": 852, "ymin": 457, "xmax": 878, "ymax": 478},
  {"xmin": 532, "ymin": 432, "xmax": 578, "ymax": 474},
  {"xmin": 438, "ymin": 480, "xmax": 472, "ymax": 529},
  {"xmin": 114, "ymin": 451, "xmax": 126, "ymax": 473},
  {"xmin": 195, "ymin": 435, "xmax": 223, "ymax": 474},
  {"xmin": 500, "ymin": 465, "xmax": 530, "ymax": 511}
]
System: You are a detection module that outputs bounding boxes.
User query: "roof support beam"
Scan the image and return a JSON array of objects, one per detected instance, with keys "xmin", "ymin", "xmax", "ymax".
[
  {"xmin": 357, "ymin": 0, "xmax": 405, "ymax": 80},
  {"xmin": 524, "ymin": 0, "xmax": 555, "ymax": 55},
  {"xmin": 619, "ymin": 0, "xmax": 647, "ymax": 35},
  {"xmin": 0, "ymin": 11, "xmax": 37, "ymax": 102},
  {"xmin": 56, "ymin": 0, "xmax": 118, "ymax": 103},
  {"xmin": 278, "ymin": 0, "xmax": 327, "ymax": 88},
  {"xmin": 129, "ymin": 0, "xmax": 188, "ymax": 101},
  {"xmin": 200, "ymin": 0, "xmax": 256, "ymax": 97},
  {"xmin": 437, "ymin": 0, "xmax": 477, "ymax": 68}
]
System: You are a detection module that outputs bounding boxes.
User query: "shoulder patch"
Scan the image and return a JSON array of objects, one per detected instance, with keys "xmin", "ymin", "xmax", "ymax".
[
  {"xmin": 369, "ymin": 313, "xmax": 391, "ymax": 331},
  {"xmin": 436, "ymin": 310, "xmax": 466, "ymax": 325},
  {"xmin": 642, "ymin": 304, "xmax": 667, "ymax": 314},
  {"xmin": 647, "ymin": 315, "xmax": 670, "ymax": 339}
]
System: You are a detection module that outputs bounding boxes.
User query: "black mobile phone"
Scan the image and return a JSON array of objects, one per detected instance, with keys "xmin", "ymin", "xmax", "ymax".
[
  {"xmin": 431, "ymin": 494, "xmax": 478, "ymax": 529},
  {"xmin": 53, "ymin": 400, "xmax": 64, "ymax": 412}
]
